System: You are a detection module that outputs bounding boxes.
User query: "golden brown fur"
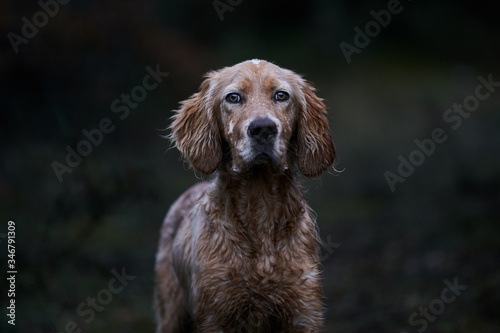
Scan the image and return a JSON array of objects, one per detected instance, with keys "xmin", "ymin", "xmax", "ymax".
[{"xmin": 155, "ymin": 59, "xmax": 335, "ymax": 332}]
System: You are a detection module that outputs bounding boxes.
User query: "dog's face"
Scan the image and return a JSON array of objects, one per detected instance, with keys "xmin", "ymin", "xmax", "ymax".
[
  {"xmin": 170, "ymin": 59, "xmax": 335, "ymax": 177},
  {"xmin": 217, "ymin": 60, "xmax": 300, "ymax": 173}
]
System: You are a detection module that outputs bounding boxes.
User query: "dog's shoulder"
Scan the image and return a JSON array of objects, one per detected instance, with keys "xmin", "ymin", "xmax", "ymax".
[{"xmin": 160, "ymin": 181, "xmax": 211, "ymax": 240}]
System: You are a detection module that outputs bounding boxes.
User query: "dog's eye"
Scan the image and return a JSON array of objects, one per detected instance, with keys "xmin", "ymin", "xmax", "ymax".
[
  {"xmin": 274, "ymin": 91, "xmax": 289, "ymax": 102},
  {"xmin": 226, "ymin": 93, "xmax": 242, "ymax": 104}
]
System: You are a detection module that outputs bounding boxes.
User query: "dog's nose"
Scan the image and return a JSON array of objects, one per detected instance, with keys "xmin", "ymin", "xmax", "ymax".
[{"xmin": 247, "ymin": 118, "xmax": 278, "ymax": 141}]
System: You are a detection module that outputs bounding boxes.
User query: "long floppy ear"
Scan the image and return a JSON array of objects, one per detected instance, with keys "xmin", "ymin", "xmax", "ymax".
[
  {"xmin": 169, "ymin": 73, "xmax": 222, "ymax": 174},
  {"xmin": 297, "ymin": 81, "xmax": 336, "ymax": 177}
]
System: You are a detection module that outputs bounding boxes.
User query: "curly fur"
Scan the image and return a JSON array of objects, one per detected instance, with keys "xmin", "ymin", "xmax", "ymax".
[{"xmin": 155, "ymin": 59, "xmax": 335, "ymax": 333}]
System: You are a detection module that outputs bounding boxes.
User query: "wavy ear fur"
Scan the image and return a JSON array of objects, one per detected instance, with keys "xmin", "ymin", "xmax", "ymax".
[
  {"xmin": 169, "ymin": 73, "xmax": 222, "ymax": 174},
  {"xmin": 297, "ymin": 81, "xmax": 336, "ymax": 178}
]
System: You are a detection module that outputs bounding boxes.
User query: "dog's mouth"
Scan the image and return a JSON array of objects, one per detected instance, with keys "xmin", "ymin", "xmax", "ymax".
[
  {"xmin": 229, "ymin": 139, "xmax": 286, "ymax": 174},
  {"xmin": 246, "ymin": 151, "xmax": 280, "ymax": 172},
  {"xmin": 252, "ymin": 151, "xmax": 274, "ymax": 164}
]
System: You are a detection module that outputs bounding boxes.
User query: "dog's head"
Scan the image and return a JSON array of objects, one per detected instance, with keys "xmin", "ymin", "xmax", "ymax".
[{"xmin": 169, "ymin": 59, "xmax": 335, "ymax": 177}]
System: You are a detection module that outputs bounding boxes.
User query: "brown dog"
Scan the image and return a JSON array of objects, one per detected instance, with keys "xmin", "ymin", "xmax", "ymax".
[{"xmin": 154, "ymin": 59, "xmax": 335, "ymax": 332}]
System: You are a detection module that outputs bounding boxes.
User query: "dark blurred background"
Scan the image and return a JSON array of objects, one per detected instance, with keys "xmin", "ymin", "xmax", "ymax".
[{"xmin": 1, "ymin": 0, "xmax": 499, "ymax": 332}]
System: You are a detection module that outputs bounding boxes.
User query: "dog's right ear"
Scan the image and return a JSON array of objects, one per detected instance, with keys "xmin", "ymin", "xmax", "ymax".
[{"xmin": 169, "ymin": 72, "xmax": 222, "ymax": 174}]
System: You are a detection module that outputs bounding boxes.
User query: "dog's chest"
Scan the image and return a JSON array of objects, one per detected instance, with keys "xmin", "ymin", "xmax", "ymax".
[
  {"xmin": 186, "ymin": 201, "xmax": 321, "ymax": 330},
  {"xmin": 197, "ymin": 231, "xmax": 311, "ymax": 298},
  {"xmin": 191, "ymin": 237, "xmax": 319, "ymax": 331}
]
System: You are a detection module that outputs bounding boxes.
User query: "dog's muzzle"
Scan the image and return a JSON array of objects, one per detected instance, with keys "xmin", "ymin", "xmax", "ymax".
[{"xmin": 247, "ymin": 118, "xmax": 279, "ymax": 166}]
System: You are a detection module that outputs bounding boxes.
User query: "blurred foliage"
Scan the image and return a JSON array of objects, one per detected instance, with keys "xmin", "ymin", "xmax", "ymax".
[{"xmin": 1, "ymin": 0, "xmax": 499, "ymax": 332}]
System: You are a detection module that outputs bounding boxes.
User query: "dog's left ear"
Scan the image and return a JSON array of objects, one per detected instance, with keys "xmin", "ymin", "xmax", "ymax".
[{"xmin": 297, "ymin": 80, "xmax": 336, "ymax": 177}]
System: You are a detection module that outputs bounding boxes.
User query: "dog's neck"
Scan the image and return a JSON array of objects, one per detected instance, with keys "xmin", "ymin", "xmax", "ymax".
[{"xmin": 209, "ymin": 165, "xmax": 307, "ymax": 243}]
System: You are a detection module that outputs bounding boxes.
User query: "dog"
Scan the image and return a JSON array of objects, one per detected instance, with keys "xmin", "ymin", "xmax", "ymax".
[{"xmin": 154, "ymin": 59, "xmax": 335, "ymax": 332}]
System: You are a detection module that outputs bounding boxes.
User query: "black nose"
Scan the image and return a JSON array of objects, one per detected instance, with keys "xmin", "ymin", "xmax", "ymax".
[{"xmin": 247, "ymin": 118, "xmax": 278, "ymax": 141}]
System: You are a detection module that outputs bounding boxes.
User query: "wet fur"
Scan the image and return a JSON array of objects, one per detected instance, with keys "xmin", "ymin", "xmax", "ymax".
[{"xmin": 155, "ymin": 60, "xmax": 335, "ymax": 332}]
